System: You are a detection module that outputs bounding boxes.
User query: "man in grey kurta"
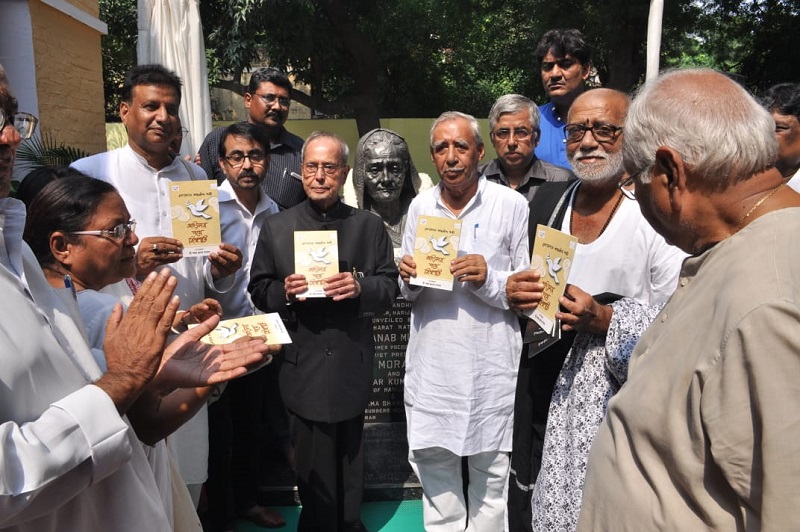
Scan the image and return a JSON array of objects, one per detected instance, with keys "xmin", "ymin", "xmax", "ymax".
[{"xmin": 578, "ymin": 69, "xmax": 800, "ymax": 530}]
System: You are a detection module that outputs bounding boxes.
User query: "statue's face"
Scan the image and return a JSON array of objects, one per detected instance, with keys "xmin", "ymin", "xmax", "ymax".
[{"xmin": 363, "ymin": 141, "xmax": 407, "ymax": 203}]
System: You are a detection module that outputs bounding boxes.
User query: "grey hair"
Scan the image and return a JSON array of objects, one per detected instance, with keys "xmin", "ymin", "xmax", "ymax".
[
  {"xmin": 624, "ymin": 68, "xmax": 778, "ymax": 187},
  {"xmin": 488, "ymin": 94, "xmax": 540, "ymax": 131},
  {"xmin": 429, "ymin": 111, "xmax": 483, "ymax": 148},
  {"xmin": 302, "ymin": 130, "xmax": 350, "ymax": 165}
]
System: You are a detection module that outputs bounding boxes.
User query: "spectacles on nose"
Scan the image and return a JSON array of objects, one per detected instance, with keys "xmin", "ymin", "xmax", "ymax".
[
  {"xmin": 564, "ymin": 123, "xmax": 623, "ymax": 144},
  {"xmin": 303, "ymin": 162, "xmax": 341, "ymax": 177},
  {"xmin": 254, "ymin": 93, "xmax": 291, "ymax": 108},
  {"xmin": 72, "ymin": 220, "xmax": 137, "ymax": 241},
  {"xmin": 492, "ymin": 127, "xmax": 533, "ymax": 141},
  {"xmin": 224, "ymin": 151, "xmax": 267, "ymax": 167},
  {"xmin": 0, "ymin": 109, "xmax": 38, "ymax": 140}
]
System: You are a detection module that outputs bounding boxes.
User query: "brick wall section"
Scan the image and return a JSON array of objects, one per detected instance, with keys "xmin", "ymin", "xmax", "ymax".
[{"xmin": 29, "ymin": 0, "xmax": 106, "ymax": 154}]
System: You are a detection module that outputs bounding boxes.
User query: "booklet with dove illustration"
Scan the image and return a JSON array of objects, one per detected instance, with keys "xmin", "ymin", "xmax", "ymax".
[
  {"xmin": 193, "ymin": 313, "xmax": 292, "ymax": 345},
  {"xmin": 410, "ymin": 215, "xmax": 462, "ymax": 291},
  {"xmin": 169, "ymin": 180, "xmax": 222, "ymax": 257},
  {"xmin": 526, "ymin": 224, "xmax": 578, "ymax": 338},
  {"xmin": 294, "ymin": 230, "xmax": 339, "ymax": 297}
]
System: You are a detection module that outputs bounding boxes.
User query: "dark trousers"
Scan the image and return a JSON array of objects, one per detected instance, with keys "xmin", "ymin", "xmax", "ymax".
[
  {"xmin": 291, "ymin": 412, "xmax": 365, "ymax": 532},
  {"xmin": 207, "ymin": 365, "xmax": 280, "ymax": 530}
]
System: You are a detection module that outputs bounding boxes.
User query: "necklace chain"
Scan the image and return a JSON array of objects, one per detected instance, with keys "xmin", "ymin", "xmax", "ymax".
[
  {"xmin": 737, "ymin": 183, "xmax": 784, "ymax": 229},
  {"xmin": 570, "ymin": 191, "xmax": 624, "ymax": 243}
]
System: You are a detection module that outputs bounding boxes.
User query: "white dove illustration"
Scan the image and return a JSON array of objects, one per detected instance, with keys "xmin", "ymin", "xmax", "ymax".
[
  {"xmin": 545, "ymin": 254, "xmax": 563, "ymax": 285},
  {"xmin": 430, "ymin": 235, "xmax": 450, "ymax": 255},
  {"xmin": 309, "ymin": 246, "xmax": 331, "ymax": 264},
  {"xmin": 216, "ymin": 323, "xmax": 238, "ymax": 339},
  {"xmin": 186, "ymin": 198, "xmax": 212, "ymax": 219}
]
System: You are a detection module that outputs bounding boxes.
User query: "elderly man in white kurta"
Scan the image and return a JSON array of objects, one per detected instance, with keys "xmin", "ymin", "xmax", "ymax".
[{"xmin": 399, "ymin": 112, "xmax": 529, "ymax": 531}]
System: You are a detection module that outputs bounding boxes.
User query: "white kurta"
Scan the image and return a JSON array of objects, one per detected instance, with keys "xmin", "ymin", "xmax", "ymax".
[
  {"xmin": 401, "ymin": 178, "xmax": 530, "ymax": 456},
  {"xmin": 560, "ymin": 193, "xmax": 684, "ymax": 303},
  {"xmin": 0, "ymin": 198, "xmax": 171, "ymax": 531}
]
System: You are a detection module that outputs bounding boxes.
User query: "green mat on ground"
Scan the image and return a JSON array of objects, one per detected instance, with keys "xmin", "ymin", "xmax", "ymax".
[{"xmin": 234, "ymin": 500, "xmax": 424, "ymax": 531}]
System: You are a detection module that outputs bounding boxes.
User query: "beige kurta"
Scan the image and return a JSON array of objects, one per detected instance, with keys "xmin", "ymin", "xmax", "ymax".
[{"xmin": 578, "ymin": 208, "xmax": 800, "ymax": 531}]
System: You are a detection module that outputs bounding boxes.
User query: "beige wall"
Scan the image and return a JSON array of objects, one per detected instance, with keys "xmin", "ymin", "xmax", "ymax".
[{"xmin": 29, "ymin": 0, "xmax": 106, "ymax": 154}]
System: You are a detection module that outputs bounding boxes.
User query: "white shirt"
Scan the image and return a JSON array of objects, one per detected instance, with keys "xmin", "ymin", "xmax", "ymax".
[
  {"xmin": 0, "ymin": 198, "xmax": 171, "ymax": 531},
  {"xmin": 560, "ymin": 192, "xmax": 685, "ymax": 304},
  {"xmin": 400, "ymin": 178, "xmax": 530, "ymax": 455},
  {"xmin": 205, "ymin": 179, "xmax": 278, "ymax": 319}
]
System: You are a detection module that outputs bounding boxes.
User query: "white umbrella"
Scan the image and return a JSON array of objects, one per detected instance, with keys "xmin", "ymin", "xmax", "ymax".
[
  {"xmin": 646, "ymin": 0, "xmax": 665, "ymax": 81},
  {"xmin": 137, "ymin": 0, "xmax": 211, "ymax": 156}
]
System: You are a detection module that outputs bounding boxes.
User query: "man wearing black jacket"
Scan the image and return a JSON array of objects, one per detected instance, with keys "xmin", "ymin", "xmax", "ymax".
[{"xmin": 248, "ymin": 131, "xmax": 398, "ymax": 532}]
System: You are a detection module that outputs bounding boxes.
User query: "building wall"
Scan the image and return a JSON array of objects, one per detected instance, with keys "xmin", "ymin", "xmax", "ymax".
[{"xmin": 29, "ymin": 0, "xmax": 106, "ymax": 154}]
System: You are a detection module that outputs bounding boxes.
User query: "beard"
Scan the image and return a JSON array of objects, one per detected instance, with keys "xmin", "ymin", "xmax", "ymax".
[{"xmin": 571, "ymin": 148, "xmax": 624, "ymax": 185}]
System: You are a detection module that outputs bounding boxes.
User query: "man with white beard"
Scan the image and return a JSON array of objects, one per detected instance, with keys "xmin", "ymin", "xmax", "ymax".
[{"xmin": 505, "ymin": 88, "xmax": 685, "ymax": 532}]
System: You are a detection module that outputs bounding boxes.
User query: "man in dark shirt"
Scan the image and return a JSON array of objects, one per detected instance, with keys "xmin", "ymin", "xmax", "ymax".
[
  {"xmin": 198, "ymin": 68, "xmax": 305, "ymax": 210},
  {"xmin": 480, "ymin": 94, "xmax": 573, "ymax": 203}
]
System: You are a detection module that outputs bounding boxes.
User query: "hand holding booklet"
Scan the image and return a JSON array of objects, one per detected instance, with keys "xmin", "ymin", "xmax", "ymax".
[
  {"xmin": 410, "ymin": 215, "xmax": 462, "ymax": 291},
  {"xmin": 525, "ymin": 224, "xmax": 578, "ymax": 337}
]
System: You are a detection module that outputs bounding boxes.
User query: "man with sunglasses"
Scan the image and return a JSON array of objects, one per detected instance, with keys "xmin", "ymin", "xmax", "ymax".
[
  {"xmin": 480, "ymin": 94, "xmax": 573, "ymax": 203},
  {"xmin": 505, "ymin": 88, "xmax": 684, "ymax": 531},
  {"xmin": 198, "ymin": 68, "xmax": 305, "ymax": 210},
  {"xmin": 534, "ymin": 29, "xmax": 593, "ymax": 170}
]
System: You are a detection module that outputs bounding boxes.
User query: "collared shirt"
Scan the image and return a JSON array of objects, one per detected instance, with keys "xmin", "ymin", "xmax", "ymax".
[
  {"xmin": 479, "ymin": 156, "xmax": 574, "ymax": 203},
  {"xmin": 0, "ymin": 198, "xmax": 171, "ymax": 531},
  {"xmin": 206, "ymin": 179, "xmax": 279, "ymax": 319},
  {"xmin": 400, "ymin": 177, "xmax": 530, "ymax": 456},
  {"xmin": 535, "ymin": 102, "xmax": 571, "ymax": 170},
  {"xmin": 578, "ymin": 208, "xmax": 800, "ymax": 531},
  {"xmin": 198, "ymin": 123, "xmax": 305, "ymax": 210}
]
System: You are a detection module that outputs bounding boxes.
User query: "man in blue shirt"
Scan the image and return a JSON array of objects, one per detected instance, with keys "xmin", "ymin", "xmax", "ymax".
[{"xmin": 534, "ymin": 29, "xmax": 592, "ymax": 170}]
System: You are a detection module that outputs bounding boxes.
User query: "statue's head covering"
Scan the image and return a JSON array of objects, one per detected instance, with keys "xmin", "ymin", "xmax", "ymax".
[{"xmin": 353, "ymin": 128, "xmax": 421, "ymax": 214}]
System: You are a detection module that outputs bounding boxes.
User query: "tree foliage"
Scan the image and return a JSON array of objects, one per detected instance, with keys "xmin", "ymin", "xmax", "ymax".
[
  {"xmin": 100, "ymin": 0, "xmax": 137, "ymax": 121},
  {"xmin": 101, "ymin": 0, "xmax": 800, "ymax": 133}
]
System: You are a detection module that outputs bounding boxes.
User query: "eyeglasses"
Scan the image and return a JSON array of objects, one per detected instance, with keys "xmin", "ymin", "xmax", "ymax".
[
  {"xmin": 254, "ymin": 93, "xmax": 291, "ymax": 108},
  {"xmin": 564, "ymin": 123, "xmax": 623, "ymax": 144},
  {"xmin": 224, "ymin": 151, "xmax": 267, "ymax": 167},
  {"xmin": 303, "ymin": 162, "xmax": 341, "ymax": 176},
  {"xmin": 618, "ymin": 176, "xmax": 636, "ymax": 201},
  {"xmin": 72, "ymin": 220, "xmax": 137, "ymax": 241},
  {"xmin": 492, "ymin": 128, "xmax": 533, "ymax": 141},
  {"xmin": 0, "ymin": 109, "xmax": 39, "ymax": 140}
]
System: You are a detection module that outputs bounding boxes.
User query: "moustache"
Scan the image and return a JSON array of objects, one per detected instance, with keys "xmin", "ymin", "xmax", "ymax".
[{"xmin": 238, "ymin": 170, "xmax": 260, "ymax": 179}]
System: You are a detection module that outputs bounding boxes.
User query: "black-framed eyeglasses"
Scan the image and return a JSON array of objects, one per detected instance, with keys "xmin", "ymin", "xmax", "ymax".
[
  {"xmin": 564, "ymin": 123, "xmax": 623, "ymax": 144},
  {"xmin": 492, "ymin": 127, "xmax": 534, "ymax": 141},
  {"xmin": 254, "ymin": 93, "xmax": 291, "ymax": 108},
  {"xmin": 72, "ymin": 220, "xmax": 137, "ymax": 241},
  {"xmin": 224, "ymin": 151, "xmax": 267, "ymax": 167},
  {"xmin": 618, "ymin": 176, "xmax": 636, "ymax": 201},
  {"xmin": 0, "ymin": 109, "xmax": 38, "ymax": 140},
  {"xmin": 303, "ymin": 162, "xmax": 341, "ymax": 176}
]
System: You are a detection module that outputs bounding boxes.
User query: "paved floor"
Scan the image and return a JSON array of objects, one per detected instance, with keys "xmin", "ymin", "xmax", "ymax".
[{"xmin": 233, "ymin": 500, "xmax": 424, "ymax": 531}]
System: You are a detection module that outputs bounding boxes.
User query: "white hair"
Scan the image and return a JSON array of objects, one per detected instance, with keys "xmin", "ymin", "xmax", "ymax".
[
  {"xmin": 488, "ymin": 94, "xmax": 540, "ymax": 131},
  {"xmin": 624, "ymin": 68, "xmax": 778, "ymax": 187},
  {"xmin": 429, "ymin": 111, "xmax": 483, "ymax": 148}
]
